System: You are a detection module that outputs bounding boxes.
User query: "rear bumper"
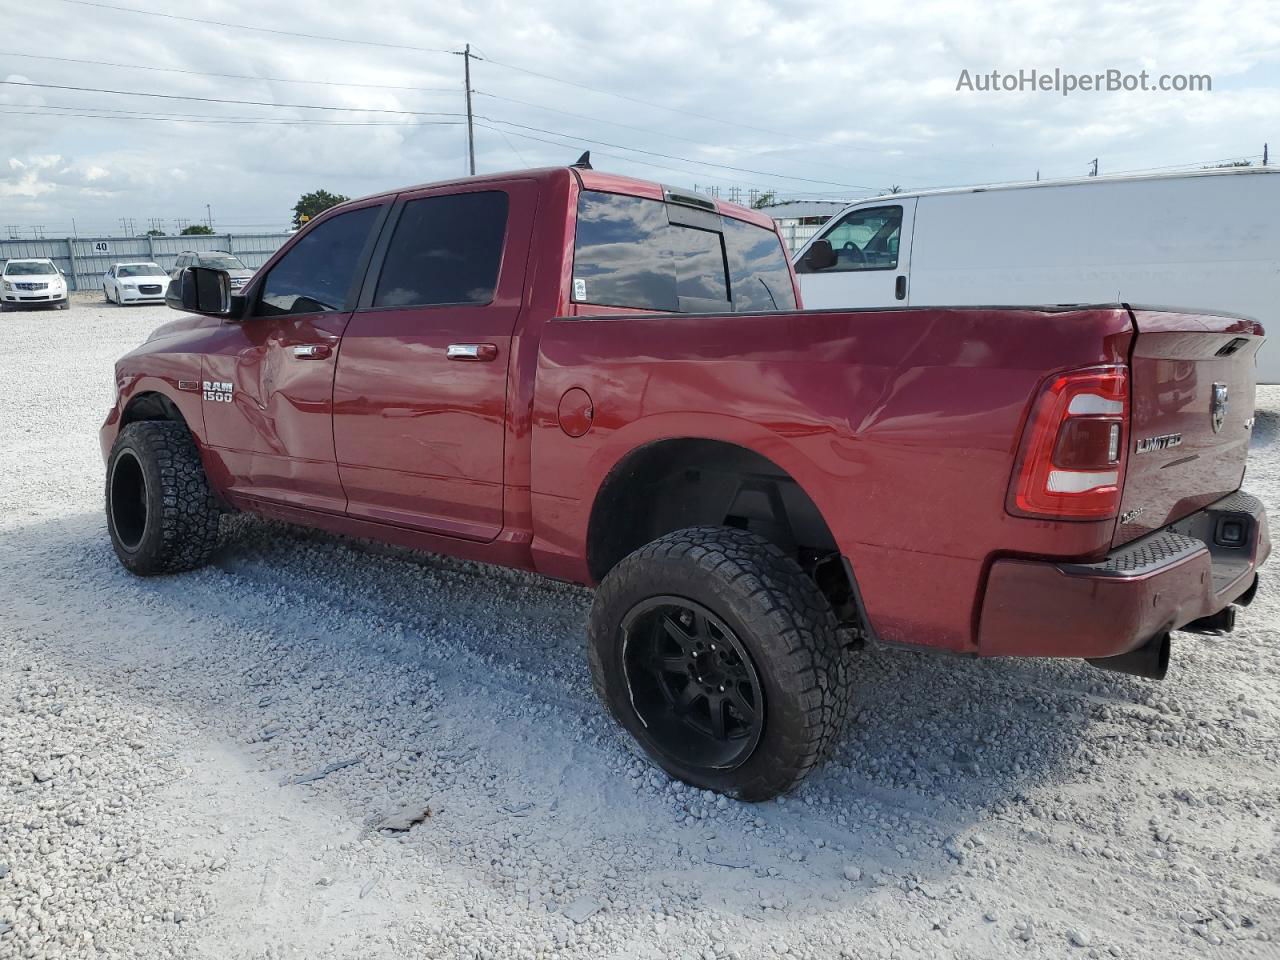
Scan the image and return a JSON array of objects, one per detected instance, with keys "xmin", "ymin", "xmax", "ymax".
[{"xmin": 978, "ymin": 490, "xmax": 1269, "ymax": 659}]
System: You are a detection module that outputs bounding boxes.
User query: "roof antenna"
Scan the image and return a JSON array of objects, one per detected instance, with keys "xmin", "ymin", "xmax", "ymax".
[{"xmin": 571, "ymin": 151, "xmax": 592, "ymax": 170}]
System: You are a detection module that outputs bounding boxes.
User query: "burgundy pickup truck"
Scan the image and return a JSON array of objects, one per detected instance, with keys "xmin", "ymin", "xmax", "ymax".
[{"xmin": 101, "ymin": 164, "xmax": 1269, "ymax": 800}]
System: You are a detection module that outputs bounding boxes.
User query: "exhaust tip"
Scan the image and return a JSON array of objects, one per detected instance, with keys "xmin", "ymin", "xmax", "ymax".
[
  {"xmin": 1182, "ymin": 605, "xmax": 1237, "ymax": 635},
  {"xmin": 1086, "ymin": 632, "xmax": 1170, "ymax": 680}
]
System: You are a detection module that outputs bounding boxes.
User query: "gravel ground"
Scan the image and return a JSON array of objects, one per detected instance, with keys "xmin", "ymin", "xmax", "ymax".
[{"xmin": 1, "ymin": 294, "xmax": 1278, "ymax": 960}]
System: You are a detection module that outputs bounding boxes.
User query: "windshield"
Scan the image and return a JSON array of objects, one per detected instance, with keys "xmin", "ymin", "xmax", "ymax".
[
  {"xmin": 117, "ymin": 263, "xmax": 164, "ymax": 278},
  {"xmin": 198, "ymin": 255, "xmax": 247, "ymax": 270},
  {"xmin": 4, "ymin": 261, "xmax": 57, "ymax": 276}
]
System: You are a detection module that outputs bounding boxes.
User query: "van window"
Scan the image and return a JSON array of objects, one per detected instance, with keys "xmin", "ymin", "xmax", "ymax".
[
  {"xmin": 256, "ymin": 205, "xmax": 381, "ymax": 316},
  {"xmin": 807, "ymin": 205, "xmax": 902, "ymax": 273},
  {"xmin": 373, "ymin": 191, "xmax": 509, "ymax": 308},
  {"xmin": 722, "ymin": 216, "xmax": 797, "ymax": 311}
]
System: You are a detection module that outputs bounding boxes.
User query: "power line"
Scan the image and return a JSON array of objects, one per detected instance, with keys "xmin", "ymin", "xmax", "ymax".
[
  {"xmin": 473, "ymin": 54, "xmax": 833, "ymax": 150},
  {"xmin": 475, "ymin": 90, "xmax": 877, "ymax": 182},
  {"xmin": 0, "ymin": 108, "xmax": 466, "ymax": 128},
  {"xmin": 473, "ymin": 123, "xmax": 798, "ymax": 192},
  {"xmin": 474, "ymin": 90, "xmax": 781, "ymax": 152},
  {"xmin": 51, "ymin": 0, "xmax": 453, "ymax": 54},
  {"xmin": 1, "ymin": 80, "xmax": 874, "ymax": 188},
  {"xmin": 1, "ymin": 53, "xmax": 457, "ymax": 94},
  {"xmin": 479, "ymin": 117, "xmax": 876, "ymax": 189},
  {"xmin": 0, "ymin": 80, "xmax": 464, "ymax": 118},
  {"xmin": 47, "ymin": 0, "xmax": 829, "ymax": 149}
]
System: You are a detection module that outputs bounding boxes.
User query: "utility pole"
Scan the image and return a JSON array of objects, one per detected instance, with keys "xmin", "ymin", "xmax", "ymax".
[
  {"xmin": 206, "ymin": 204, "xmax": 213, "ymax": 230},
  {"xmin": 1264, "ymin": 142, "xmax": 1269, "ymax": 167},
  {"xmin": 461, "ymin": 43, "xmax": 476, "ymax": 176},
  {"xmin": 1089, "ymin": 158, "xmax": 1098, "ymax": 177}
]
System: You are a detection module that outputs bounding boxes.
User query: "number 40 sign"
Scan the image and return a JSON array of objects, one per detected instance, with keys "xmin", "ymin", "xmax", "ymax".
[{"xmin": 93, "ymin": 241, "xmax": 110, "ymax": 254}]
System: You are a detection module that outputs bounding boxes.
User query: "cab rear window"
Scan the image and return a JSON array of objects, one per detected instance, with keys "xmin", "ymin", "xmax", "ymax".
[{"xmin": 572, "ymin": 190, "xmax": 794, "ymax": 313}]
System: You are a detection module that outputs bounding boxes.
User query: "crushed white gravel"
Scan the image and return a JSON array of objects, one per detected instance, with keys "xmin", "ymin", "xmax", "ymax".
[{"xmin": 2, "ymin": 294, "xmax": 1278, "ymax": 959}]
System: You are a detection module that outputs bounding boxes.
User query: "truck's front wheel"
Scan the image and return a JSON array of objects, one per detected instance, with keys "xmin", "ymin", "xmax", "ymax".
[
  {"xmin": 588, "ymin": 526, "xmax": 851, "ymax": 801},
  {"xmin": 106, "ymin": 420, "xmax": 221, "ymax": 575}
]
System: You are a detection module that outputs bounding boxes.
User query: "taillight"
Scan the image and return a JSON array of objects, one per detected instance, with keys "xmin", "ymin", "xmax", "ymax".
[{"xmin": 1008, "ymin": 365, "xmax": 1129, "ymax": 520}]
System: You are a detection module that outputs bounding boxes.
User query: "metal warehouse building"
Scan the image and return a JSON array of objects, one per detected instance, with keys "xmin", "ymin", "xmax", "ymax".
[{"xmin": 756, "ymin": 201, "xmax": 848, "ymax": 252}]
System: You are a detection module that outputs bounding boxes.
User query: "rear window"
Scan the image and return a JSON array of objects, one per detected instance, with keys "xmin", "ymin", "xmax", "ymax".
[
  {"xmin": 722, "ymin": 216, "xmax": 797, "ymax": 311},
  {"xmin": 572, "ymin": 190, "xmax": 792, "ymax": 313}
]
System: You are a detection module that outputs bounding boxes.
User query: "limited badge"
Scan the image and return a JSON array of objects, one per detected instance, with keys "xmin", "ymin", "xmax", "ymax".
[{"xmin": 202, "ymin": 380, "xmax": 233, "ymax": 403}]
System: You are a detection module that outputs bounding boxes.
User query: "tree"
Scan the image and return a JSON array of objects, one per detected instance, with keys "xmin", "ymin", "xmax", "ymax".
[
  {"xmin": 293, "ymin": 189, "xmax": 350, "ymax": 228},
  {"xmin": 180, "ymin": 224, "xmax": 215, "ymax": 235},
  {"xmin": 144, "ymin": 228, "xmax": 166, "ymax": 237},
  {"xmin": 750, "ymin": 191, "xmax": 777, "ymax": 209}
]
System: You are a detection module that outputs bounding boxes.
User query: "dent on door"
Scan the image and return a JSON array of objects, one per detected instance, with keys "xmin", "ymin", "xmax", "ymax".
[{"xmin": 201, "ymin": 314, "xmax": 349, "ymax": 511}]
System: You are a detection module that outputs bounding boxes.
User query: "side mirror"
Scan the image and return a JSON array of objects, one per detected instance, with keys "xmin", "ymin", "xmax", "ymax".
[
  {"xmin": 801, "ymin": 239, "xmax": 838, "ymax": 272},
  {"xmin": 167, "ymin": 266, "xmax": 240, "ymax": 317}
]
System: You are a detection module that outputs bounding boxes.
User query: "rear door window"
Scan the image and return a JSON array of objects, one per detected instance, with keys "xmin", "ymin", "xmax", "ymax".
[
  {"xmin": 256, "ymin": 205, "xmax": 381, "ymax": 316},
  {"xmin": 573, "ymin": 192, "xmax": 679, "ymax": 311},
  {"xmin": 573, "ymin": 190, "xmax": 793, "ymax": 313},
  {"xmin": 373, "ymin": 191, "xmax": 508, "ymax": 308}
]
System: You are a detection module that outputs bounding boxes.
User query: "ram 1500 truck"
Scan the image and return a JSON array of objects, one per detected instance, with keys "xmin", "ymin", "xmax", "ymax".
[{"xmin": 101, "ymin": 164, "xmax": 1270, "ymax": 800}]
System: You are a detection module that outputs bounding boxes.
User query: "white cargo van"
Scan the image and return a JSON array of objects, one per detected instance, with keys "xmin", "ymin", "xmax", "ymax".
[{"xmin": 793, "ymin": 168, "xmax": 1280, "ymax": 382}]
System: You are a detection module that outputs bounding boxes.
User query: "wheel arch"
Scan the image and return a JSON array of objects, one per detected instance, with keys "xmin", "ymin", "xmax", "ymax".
[
  {"xmin": 121, "ymin": 390, "xmax": 191, "ymax": 431},
  {"xmin": 584, "ymin": 436, "xmax": 865, "ymax": 632}
]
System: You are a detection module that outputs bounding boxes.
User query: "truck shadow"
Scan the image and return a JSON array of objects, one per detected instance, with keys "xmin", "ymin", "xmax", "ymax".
[{"xmin": 2, "ymin": 508, "xmax": 1224, "ymax": 935}]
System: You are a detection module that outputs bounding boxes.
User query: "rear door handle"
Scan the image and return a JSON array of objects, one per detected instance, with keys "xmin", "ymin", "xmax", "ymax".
[
  {"xmin": 291, "ymin": 344, "xmax": 331, "ymax": 359},
  {"xmin": 447, "ymin": 343, "xmax": 498, "ymax": 362}
]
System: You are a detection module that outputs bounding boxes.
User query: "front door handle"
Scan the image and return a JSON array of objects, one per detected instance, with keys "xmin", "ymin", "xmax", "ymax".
[
  {"xmin": 895, "ymin": 275, "xmax": 907, "ymax": 301},
  {"xmin": 447, "ymin": 343, "xmax": 498, "ymax": 362},
  {"xmin": 291, "ymin": 344, "xmax": 331, "ymax": 359}
]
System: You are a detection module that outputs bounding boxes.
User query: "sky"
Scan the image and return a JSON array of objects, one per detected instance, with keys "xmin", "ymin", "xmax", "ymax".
[{"xmin": 1, "ymin": 0, "xmax": 1278, "ymax": 236}]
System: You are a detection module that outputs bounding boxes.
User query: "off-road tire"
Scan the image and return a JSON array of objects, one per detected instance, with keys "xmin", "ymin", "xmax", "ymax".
[
  {"xmin": 105, "ymin": 420, "xmax": 221, "ymax": 575},
  {"xmin": 588, "ymin": 525, "xmax": 851, "ymax": 800}
]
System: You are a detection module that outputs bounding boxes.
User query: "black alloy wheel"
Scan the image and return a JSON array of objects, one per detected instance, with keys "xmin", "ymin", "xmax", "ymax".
[{"xmin": 621, "ymin": 596, "xmax": 764, "ymax": 770}]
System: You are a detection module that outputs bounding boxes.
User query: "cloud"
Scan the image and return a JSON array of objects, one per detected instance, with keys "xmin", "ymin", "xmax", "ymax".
[{"xmin": 1, "ymin": 0, "xmax": 1278, "ymax": 233}]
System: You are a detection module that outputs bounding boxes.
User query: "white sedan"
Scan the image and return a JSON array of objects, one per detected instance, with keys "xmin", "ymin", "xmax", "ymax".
[{"xmin": 104, "ymin": 262, "xmax": 170, "ymax": 305}]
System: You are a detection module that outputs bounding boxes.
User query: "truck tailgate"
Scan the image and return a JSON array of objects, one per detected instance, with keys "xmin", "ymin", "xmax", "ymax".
[{"xmin": 1115, "ymin": 307, "xmax": 1265, "ymax": 546}]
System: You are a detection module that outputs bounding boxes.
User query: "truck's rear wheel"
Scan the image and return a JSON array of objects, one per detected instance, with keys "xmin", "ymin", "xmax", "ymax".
[
  {"xmin": 106, "ymin": 420, "xmax": 221, "ymax": 575},
  {"xmin": 588, "ymin": 526, "xmax": 851, "ymax": 800}
]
